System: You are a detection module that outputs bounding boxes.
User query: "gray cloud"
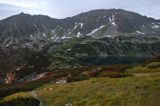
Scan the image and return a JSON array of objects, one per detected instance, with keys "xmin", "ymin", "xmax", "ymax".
[{"xmin": 0, "ymin": 3, "xmax": 24, "ymax": 19}]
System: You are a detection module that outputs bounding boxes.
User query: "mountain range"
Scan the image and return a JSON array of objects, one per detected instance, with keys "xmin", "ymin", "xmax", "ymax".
[
  {"xmin": 0, "ymin": 9, "xmax": 160, "ymax": 49},
  {"xmin": 0, "ymin": 9, "xmax": 160, "ymax": 81}
]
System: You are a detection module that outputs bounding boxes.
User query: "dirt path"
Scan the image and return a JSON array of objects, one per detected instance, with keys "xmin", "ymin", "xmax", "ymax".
[{"xmin": 30, "ymin": 90, "xmax": 45, "ymax": 106}]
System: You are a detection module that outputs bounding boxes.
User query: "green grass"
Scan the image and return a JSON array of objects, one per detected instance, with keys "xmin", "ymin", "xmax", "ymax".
[
  {"xmin": 35, "ymin": 74, "xmax": 160, "ymax": 106},
  {"xmin": 127, "ymin": 66, "xmax": 160, "ymax": 74}
]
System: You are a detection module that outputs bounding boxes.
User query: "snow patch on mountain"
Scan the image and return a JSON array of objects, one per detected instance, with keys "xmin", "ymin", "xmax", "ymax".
[
  {"xmin": 105, "ymin": 34, "xmax": 117, "ymax": 38},
  {"xmin": 109, "ymin": 15, "xmax": 115, "ymax": 22},
  {"xmin": 79, "ymin": 23, "xmax": 84, "ymax": 29},
  {"xmin": 54, "ymin": 37, "xmax": 60, "ymax": 42},
  {"xmin": 6, "ymin": 44, "xmax": 9, "ymax": 47},
  {"xmin": 151, "ymin": 22, "xmax": 160, "ymax": 29},
  {"xmin": 136, "ymin": 31, "xmax": 145, "ymax": 34},
  {"xmin": 152, "ymin": 24, "xmax": 160, "ymax": 29},
  {"xmin": 67, "ymin": 48, "xmax": 71, "ymax": 51},
  {"xmin": 106, "ymin": 35, "xmax": 112, "ymax": 37},
  {"xmin": 74, "ymin": 23, "xmax": 84, "ymax": 29},
  {"xmin": 87, "ymin": 25, "xmax": 105, "ymax": 36},
  {"xmin": 111, "ymin": 21, "xmax": 116, "ymax": 26},
  {"xmin": 74, "ymin": 24, "xmax": 78, "ymax": 29},
  {"xmin": 77, "ymin": 32, "xmax": 81, "ymax": 37},
  {"xmin": 30, "ymin": 35, "xmax": 34, "ymax": 38},
  {"xmin": 43, "ymin": 33, "xmax": 46, "ymax": 37},
  {"xmin": 62, "ymin": 36, "xmax": 71, "ymax": 39},
  {"xmin": 51, "ymin": 30, "xmax": 55, "ymax": 33},
  {"xmin": 51, "ymin": 35, "xmax": 57, "ymax": 40}
]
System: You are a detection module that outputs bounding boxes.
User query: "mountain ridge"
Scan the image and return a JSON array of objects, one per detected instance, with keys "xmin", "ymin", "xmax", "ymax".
[{"xmin": 0, "ymin": 9, "xmax": 160, "ymax": 55}]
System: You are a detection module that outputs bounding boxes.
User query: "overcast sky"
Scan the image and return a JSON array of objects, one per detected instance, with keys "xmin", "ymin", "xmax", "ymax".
[{"xmin": 0, "ymin": 0, "xmax": 160, "ymax": 20}]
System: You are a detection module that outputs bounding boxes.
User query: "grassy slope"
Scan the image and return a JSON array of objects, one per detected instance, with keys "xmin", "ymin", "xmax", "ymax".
[
  {"xmin": 35, "ymin": 74, "xmax": 160, "ymax": 106},
  {"xmin": 1, "ymin": 74, "xmax": 160, "ymax": 106},
  {"xmin": 1, "ymin": 61, "xmax": 160, "ymax": 106}
]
